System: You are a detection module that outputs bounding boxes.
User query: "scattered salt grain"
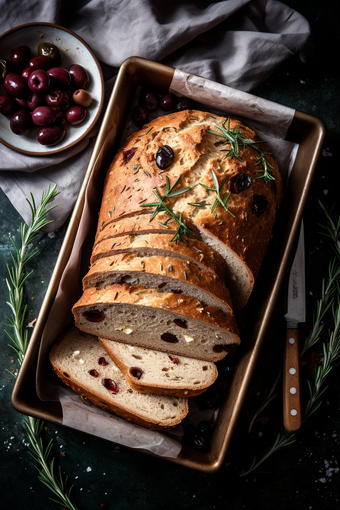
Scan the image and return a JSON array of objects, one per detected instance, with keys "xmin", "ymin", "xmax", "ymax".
[
  {"xmin": 86, "ymin": 466, "xmax": 92, "ymax": 472},
  {"xmin": 300, "ymin": 79, "xmax": 305, "ymax": 84},
  {"xmin": 48, "ymin": 232, "xmax": 56, "ymax": 239},
  {"xmin": 322, "ymin": 149, "xmax": 332, "ymax": 157},
  {"xmin": 323, "ymin": 189, "xmax": 329, "ymax": 195}
]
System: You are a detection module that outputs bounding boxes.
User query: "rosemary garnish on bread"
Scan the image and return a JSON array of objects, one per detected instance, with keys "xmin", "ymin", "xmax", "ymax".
[
  {"xmin": 207, "ymin": 118, "xmax": 275, "ymax": 184},
  {"xmin": 199, "ymin": 169, "xmax": 235, "ymax": 217},
  {"xmin": 141, "ymin": 175, "xmax": 194, "ymax": 244}
]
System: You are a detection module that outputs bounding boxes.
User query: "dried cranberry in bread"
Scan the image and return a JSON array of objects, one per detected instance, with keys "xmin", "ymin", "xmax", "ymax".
[
  {"xmin": 94, "ymin": 110, "xmax": 282, "ymax": 309},
  {"xmin": 99, "ymin": 338, "xmax": 218, "ymax": 397},
  {"xmin": 72, "ymin": 284, "xmax": 240, "ymax": 362},
  {"xmin": 91, "ymin": 231, "xmax": 227, "ymax": 281},
  {"xmin": 50, "ymin": 328, "xmax": 188, "ymax": 430},
  {"xmin": 83, "ymin": 253, "xmax": 232, "ymax": 313}
]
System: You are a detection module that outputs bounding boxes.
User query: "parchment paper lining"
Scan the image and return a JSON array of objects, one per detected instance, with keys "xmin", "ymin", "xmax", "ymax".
[
  {"xmin": 36, "ymin": 69, "xmax": 298, "ymax": 458},
  {"xmin": 59, "ymin": 387, "xmax": 182, "ymax": 458}
]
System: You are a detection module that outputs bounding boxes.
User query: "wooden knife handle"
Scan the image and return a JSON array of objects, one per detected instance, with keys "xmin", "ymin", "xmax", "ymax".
[{"xmin": 283, "ymin": 328, "xmax": 302, "ymax": 432}]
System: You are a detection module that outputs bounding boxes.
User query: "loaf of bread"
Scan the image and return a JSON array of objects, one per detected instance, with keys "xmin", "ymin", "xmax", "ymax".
[
  {"xmin": 93, "ymin": 110, "xmax": 282, "ymax": 309},
  {"xmin": 99, "ymin": 338, "xmax": 218, "ymax": 397},
  {"xmin": 53, "ymin": 109, "xmax": 282, "ymax": 431},
  {"xmin": 72, "ymin": 284, "xmax": 240, "ymax": 362},
  {"xmin": 50, "ymin": 328, "xmax": 189, "ymax": 430}
]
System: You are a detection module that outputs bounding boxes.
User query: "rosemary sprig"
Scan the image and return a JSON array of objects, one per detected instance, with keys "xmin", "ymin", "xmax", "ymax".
[
  {"xmin": 5, "ymin": 186, "xmax": 59, "ymax": 363},
  {"xmin": 240, "ymin": 204, "xmax": 340, "ymax": 477},
  {"xmin": 318, "ymin": 200, "xmax": 340, "ymax": 257},
  {"xmin": 141, "ymin": 175, "xmax": 194, "ymax": 244},
  {"xmin": 304, "ymin": 297, "xmax": 340, "ymax": 421},
  {"xmin": 301, "ymin": 258, "xmax": 340, "ymax": 356},
  {"xmin": 24, "ymin": 416, "xmax": 78, "ymax": 510},
  {"xmin": 5, "ymin": 186, "xmax": 78, "ymax": 510},
  {"xmin": 207, "ymin": 118, "xmax": 275, "ymax": 183},
  {"xmin": 247, "ymin": 369, "xmax": 282, "ymax": 433},
  {"xmin": 240, "ymin": 431, "xmax": 297, "ymax": 477},
  {"xmin": 199, "ymin": 169, "xmax": 235, "ymax": 217}
]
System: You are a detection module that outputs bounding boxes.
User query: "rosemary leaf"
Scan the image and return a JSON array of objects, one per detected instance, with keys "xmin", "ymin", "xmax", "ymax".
[{"xmin": 199, "ymin": 170, "xmax": 235, "ymax": 217}]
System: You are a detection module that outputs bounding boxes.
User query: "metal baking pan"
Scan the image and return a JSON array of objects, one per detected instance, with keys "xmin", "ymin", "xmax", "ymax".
[{"xmin": 11, "ymin": 57, "xmax": 325, "ymax": 473}]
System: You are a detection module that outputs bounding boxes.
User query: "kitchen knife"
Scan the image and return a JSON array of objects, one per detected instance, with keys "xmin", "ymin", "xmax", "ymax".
[{"xmin": 283, "ymin": 221, "xmax": 305, "ymax": 432}]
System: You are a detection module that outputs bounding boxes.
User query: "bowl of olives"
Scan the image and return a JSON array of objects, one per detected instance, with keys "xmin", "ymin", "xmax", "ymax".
[{"xmin": 0, "ymin": 23, "xmax": 104, "ymax": 155}]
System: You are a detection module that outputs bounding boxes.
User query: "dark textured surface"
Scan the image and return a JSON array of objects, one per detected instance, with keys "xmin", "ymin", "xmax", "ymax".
[{"xmin": 1, "ymin": 1, "xmax": 340, "ymax": 508}]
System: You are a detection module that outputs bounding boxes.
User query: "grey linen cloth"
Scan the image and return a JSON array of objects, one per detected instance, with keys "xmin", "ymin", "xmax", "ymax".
[{"xmin": 0, "ymin": 0, "xmax": 314, "ymax": 231}]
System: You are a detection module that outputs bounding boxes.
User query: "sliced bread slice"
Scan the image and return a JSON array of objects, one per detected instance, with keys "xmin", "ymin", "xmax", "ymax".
[
  {"xmin": 99, "ymin": 338, "xmax": 218, "ymax": 397},
  {"xmin": 50, "ymin": 328, "xmax": 189, "ymax": 430},
  {"xmin": 72, "ymin": 284, "xmax": 240, "ymax": 362},
  {"xmin": 91, "ymin": 232, "xmax": 227, "ymax": 281},
  {"xmin": 83, "ymin": 253, "xmax": 232, "ymax": 313}
]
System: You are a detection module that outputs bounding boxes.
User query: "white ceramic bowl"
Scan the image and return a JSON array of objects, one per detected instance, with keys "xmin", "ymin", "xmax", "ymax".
[{"xmin": 0, "ymin": 22, "xmax": 104, "ymax": 155}]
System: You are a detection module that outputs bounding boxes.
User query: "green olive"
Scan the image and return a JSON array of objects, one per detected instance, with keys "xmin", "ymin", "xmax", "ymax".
[
  {"xmin": 0, "ymin": 58, "xmax": 8, "ymax": 82},
  {"xmin": 37, "ymin": 42, "xmax": 61, "ymax": 64}
]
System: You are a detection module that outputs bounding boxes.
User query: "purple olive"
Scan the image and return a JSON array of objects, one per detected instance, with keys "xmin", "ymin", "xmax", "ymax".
[
  {"xmin": 45, "ymin": 88, "xmax": 63, "ymax": 107},
  {"xmin": 160, "ymin": 93, "xmax": 177, "ymax": 111},
  {"xmin": 28, "ymin": 56, "xmax": 53, "ymax": 71},
  {"xmin": 27, "ymin": 93, "xmax": 45, "ymax": 111},
  {"xmin": 0, "ymin": 95, "xmax": 17, "ymax": 116},
  {"xmin": 14, "ymin": 97, "xmax": 27, "ymax": 108},
  {"xmin": 230, "ymin": 173, "xmax": 252, "ymax": 194},
  {"xmin": 10, "ymin": 109, "xmax": 33, "ymax": 135},
  {"xmin": 32, "ymin": 106, "xmax": 57, "ymax": 126},
  {"xmin": 156, "ymin": 145, "xmax": 174, "ymax": 169},
  {"xmin": 252, "ymin": 194, "xmax": 268, "ymax": 217},
  {"xmin": 139, "ymin": 89, "xmax": 159, "ymax": 112},
  {"xmin": 176, "ymin": 97, "xmax": 195, "ymax": 111},
  {"xmin": 59, "ymin": 89, "xmax": 72, "ymax": 111},
  {"xmin": 47, "ymin": 67, "xmax": 71, "ymax": 88},
  {"xmin": 50, "ymin": 107, "xmax": 66, "ymax": 125},
  {"xmin": 66, "ymin": 105, "xmax": 86, "ymax": 125},
  {"xmin": 21, "ymin": 65, "xmax": 32, "ymax": 80},
  {"xmin": 69, "ymin": 64, "xmax": 89, "ymax": 89},
  {"xmin": 28, "ymin": 69, "xmax": 50, "ymax": 93},
  {"xmin": 3, "ymin": 73, "xmax": 28, "ymax": 98},
  {"xmin": 131, "ymin": 106, "xmax": 148, "ymax": 127},
  {"xmin": 10, "ymin": 45, "xmax": 31, "ymax": 67},
  {"xmin": 36, "ymin": 125, "xmax": 66, "ymax": 146}
]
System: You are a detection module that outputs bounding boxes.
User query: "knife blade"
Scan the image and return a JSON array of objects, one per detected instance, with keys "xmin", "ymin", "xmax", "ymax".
[{"xmin": 283, "ymin": 221, "xmax": 305, "ymax": 432}]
